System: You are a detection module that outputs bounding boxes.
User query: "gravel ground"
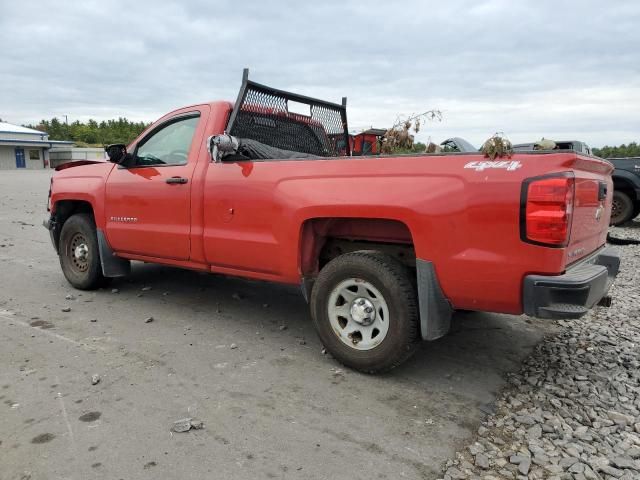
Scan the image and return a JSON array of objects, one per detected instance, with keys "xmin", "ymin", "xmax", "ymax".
[
  {"xmin": 609, "ymin": 220, "xmax": 640, "ymax": 244},
  {"xmin": 441, "ymin": 219, "xmax": 640, "ymax": 479}
]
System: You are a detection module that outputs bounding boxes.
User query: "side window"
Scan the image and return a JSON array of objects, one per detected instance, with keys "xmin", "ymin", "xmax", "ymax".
[{"xmin": 135, "ymin": 115, "xmax": 200, "ymax": 166}]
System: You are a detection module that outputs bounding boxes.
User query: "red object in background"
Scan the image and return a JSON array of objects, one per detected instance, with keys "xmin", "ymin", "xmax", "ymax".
[{"xmin": 350, "ymin": 128, "xmax": 386, "ymax": 156}]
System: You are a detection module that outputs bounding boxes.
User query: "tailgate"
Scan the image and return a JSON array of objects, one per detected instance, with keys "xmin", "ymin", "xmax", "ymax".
[{"xmin": 566, "ymin": 155, "xmax": 613, "ymax": 264}]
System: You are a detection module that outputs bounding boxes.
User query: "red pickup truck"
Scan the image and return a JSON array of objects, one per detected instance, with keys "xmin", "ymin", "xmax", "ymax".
[{"xmin": 45, "ymin": 70, "xmax": 620, "ymax": 372}]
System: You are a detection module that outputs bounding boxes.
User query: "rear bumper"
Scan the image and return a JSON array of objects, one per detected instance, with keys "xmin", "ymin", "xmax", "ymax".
[{"xmin": 523, "ymin": 246, "xmax": 620, "ymax": 319}]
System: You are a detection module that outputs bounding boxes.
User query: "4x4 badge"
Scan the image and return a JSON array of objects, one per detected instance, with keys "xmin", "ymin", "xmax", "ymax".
[{"xmin": 464, "ymin": 160, "xmax": 522, "ymax": 172}]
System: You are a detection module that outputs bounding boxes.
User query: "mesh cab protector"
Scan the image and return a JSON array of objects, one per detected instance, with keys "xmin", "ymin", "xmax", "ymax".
[
  {"xmin": 226, "ymin": 69, "xmax": 350, "ymax": 157},
  {"xmin": 235, "ymin": 138, "xmax": 320, "ymax": 160}
]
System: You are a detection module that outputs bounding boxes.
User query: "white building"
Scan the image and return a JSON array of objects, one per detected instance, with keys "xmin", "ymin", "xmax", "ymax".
[{"xmin": 0, "ymin": 122, "xmax": 73, "ymax": 169}]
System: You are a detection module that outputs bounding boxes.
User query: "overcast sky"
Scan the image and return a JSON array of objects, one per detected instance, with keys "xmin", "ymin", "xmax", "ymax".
[{"xmin": 1, "ymin": 0, "xmax": 638, "ymax": 147}]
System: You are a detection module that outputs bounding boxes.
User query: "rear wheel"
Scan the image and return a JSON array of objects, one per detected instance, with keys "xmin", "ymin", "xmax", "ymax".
[
  {"xmin": 59, "ymin": 213, "xmax": 106, "ymax": 290},
  {"xmin": 310, "ymin": 251, "xmax": 419, "ymax": 373},
  {"xmin": 610, "ymin": 191, "xmax": 634, "ymax": 226}
]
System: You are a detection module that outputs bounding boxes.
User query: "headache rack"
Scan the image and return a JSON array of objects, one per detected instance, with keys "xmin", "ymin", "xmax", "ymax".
[{"xmin": 226, "ymin": 68, "xmax": 350, "ymax": 157}]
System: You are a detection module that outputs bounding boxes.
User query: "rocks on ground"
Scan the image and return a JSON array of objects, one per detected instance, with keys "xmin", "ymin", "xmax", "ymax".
[
  {"xmin": 440, "ymin": 233, "xmax": 640, "ymax": 480},
  {"xmin": 171, "ymin": 418, "xmax": 204, "ymax": 433}
]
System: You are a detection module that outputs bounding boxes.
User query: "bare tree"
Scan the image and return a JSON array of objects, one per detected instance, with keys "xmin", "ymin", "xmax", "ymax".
[{"xmin": 380, "ymin": 110, "xmax": 442, "ymax": 154}]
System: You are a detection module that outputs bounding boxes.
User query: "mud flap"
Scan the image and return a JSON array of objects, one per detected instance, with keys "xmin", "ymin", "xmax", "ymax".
[
  {"xmin": 300, "ymin": 276, "xmax": 314, "ymax": 302},
  {"xmin": 97, "ymin": 229, "xmax": 131, "ymax": 277},
  {"xmin": 416, "ymin": 259, "xmax": 453, "ymax": 340}
]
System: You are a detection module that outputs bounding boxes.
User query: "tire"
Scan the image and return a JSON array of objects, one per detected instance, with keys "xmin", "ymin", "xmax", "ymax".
[
  {"xmin": 58, "ymin": 213, "xmax": 107, "ymax": 290},
  {"xmin": 310, "ymin": 251, "xmax": 419, "ymax": 373},
  {"xmin": 610, "ymin": 191, "xmax": 634, "ymax": 226}
]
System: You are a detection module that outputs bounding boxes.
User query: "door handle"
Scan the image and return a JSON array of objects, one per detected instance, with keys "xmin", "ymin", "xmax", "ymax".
[{"xmin": 166, "ymin": 176, "xmax": 188, "ymax": 184}]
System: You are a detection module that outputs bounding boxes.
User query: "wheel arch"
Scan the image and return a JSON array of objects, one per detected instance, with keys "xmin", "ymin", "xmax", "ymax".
[
  {"xmin": 613, "ymin": 173, "xmax": 640, "ymax": 202},
  {"xmin": 51, "ymin": 199, "xmax": 130, "ymax": 278},
  {"xmin": 51, "ymin": 199, "xmax": 95, "ymax": 252},
  {"xmin": 298, "ymin": 217, "xmax": 416, "ymax": 281},
  {"xmin": 297, "ymin": 217, "xmax": 452, "ymax": 341}
]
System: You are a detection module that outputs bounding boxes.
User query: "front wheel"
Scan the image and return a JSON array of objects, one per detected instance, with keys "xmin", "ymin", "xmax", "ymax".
[
  {"xmin": 310, "ymin": 251, "xmax": 419, "ymax": 373},
  {"xmin": 59, "ymin": 213, "xmax": 107, "ymax": 290}
]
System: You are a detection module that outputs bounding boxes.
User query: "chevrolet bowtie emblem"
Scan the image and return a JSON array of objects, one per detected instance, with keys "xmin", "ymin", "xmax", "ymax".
[{"xmin": 595, "ymin": 204, "xmax": 603, "ymax": 221}]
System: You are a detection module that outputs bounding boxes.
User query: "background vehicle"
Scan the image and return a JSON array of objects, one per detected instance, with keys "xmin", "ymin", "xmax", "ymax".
[
  {"xmin": 45, "ymin": 70, "xmax": 619, "ymax": 373},
  {"xmin": 607, "ymin": 157, "xmax": 640, "ymax": 225},
  {"xmin": 440, "ymin": 137, "xmax": 477, "ymax": 152},
  {"xmin": 513, "ymin": 140, "xmax": 593, "ymax": 156}
]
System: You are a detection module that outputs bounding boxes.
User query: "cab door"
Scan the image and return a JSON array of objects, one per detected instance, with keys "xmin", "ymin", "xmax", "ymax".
[{"xmin": 104, "ymin": 107, "xmax": 208, "ymax": 260}]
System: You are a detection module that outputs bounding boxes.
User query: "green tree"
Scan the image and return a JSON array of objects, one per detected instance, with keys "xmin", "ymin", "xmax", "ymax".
[
  {"xmin": 593, "ymin": 142, "xmax": 640, "ymax": 158},
  {"xmin": 25, "ymin": 117, "xmax": 150, "ymax": 146}
]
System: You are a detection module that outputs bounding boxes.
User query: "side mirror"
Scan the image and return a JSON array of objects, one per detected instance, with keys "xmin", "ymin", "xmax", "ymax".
[
  {"xmin": 208, "ymin": 134, "xmax": 239, "ymax": 163},
  {"xmin": 105, "ymin": 144, "xmax": 132, "ymax": 164}
]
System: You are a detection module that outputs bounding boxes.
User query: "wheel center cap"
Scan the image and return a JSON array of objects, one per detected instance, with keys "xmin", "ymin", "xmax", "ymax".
[
  {"xmin": 74, "ymin": 244, "xmax": 89, "ymax": 261},
  {"xmin": 350, "ymin": 297, "xmax": 376, "ymax": 326}
]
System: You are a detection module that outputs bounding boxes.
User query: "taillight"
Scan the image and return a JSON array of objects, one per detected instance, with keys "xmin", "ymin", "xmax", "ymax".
[{"xmin": 521, "ymin": 174, "xmax": 574, "ymax": 247}]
